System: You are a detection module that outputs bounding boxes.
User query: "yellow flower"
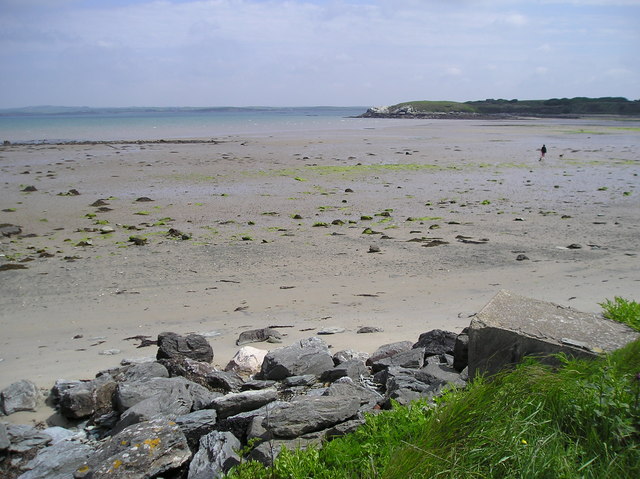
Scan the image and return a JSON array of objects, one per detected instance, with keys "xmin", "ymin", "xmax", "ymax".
[{"xmin": 520, "ymin": 439, "xmax": 528, "ymax": 445}]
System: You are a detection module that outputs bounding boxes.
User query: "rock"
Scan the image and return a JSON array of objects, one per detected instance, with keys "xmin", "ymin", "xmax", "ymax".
[
  {"xmin": 412, "ymin": 329, "xmax": 457, "ymax": 357},
  {"xmin": 128, "ymin": 235, "xmax": 147, "ymax": 245},
  {"xmin": 115, "ymin": 377, "xmax": 208, "ymax": 412},
  {"xmin": 320, "ymin": 359, "xmax": 370, "ymax": 382},
  {"xmin": 157, "ymin": 332, "xmax": 214, "ymax": 363},
  {"xmin": 204, "ymin": 370, "xmax": 244, "ymax": 393},
  {"xmin": 58, "ymin": 382, "xmax": 96, "ymax": 420},
  {"xmin": 236, "ymin": 328, "xmax": 282, "ymax": 346},
  {"xmin": 248, "ymin": 435, "xmax": 321, "ymax": 467},
  {"xmin": 135, "ymin": 197, "xmax": 153, "ymax": 202},
  {"xmin": 168, "ymin": 228, "xmax": 191, "ymax": 240},
  {"xmin": 240, "ymin": 379, "xmax": 277, "ymax": 391},
  {"xmin": 333, "ymin": 349, "xmax": 370, "ymax": 364},
  {"xmin": 317, "ymin": 327, "xmax": 346, "ymax": 335},
  {"xmin": 322, "ymin": 381, "xmax": 381, "ymax": 411},
  {"xmin": 566, "ymin": 243, "xmax": 582, "ymax": 249},
  {"xmin": 41, "ymin": 426, "xmax": 76, "ymax": 444},
  {"xmin": 117, "ymin": 361, "xmax": 169, "ymax": 382},
  {"xmin": 224, "ymin": 346, "xmax": 268, "ymax": 377},
  {"xmin": 21, "ymin": 185, "xmax": 37, "ymax": 192},
  {"xmin": 468, "ymin": 290, "xmax": 640, "ymax": 378},
  {"xmin": 366, "ymin": 341, "xmax": 413, "ymax": 366},
  {"xmin": 368, "ymin": 245, "xmax": 381, "ymax": 253},
  {"xmin": 113, "ymin": 380, "xmax": 193, "ymax": 433},
  {"xmin": 210, "ymin": 388, "xmax": 278, "ymax": 420},
  {"xmin": 516, "ymin": 254, "xmax": 529, "ymax": 261},
  {"xmin": 158, "ymin": 357, "xmax": 218, "ymax": 388},
  {"xmin": 90, "ymin": 199, "xmax": 109, "ymax": 207},
  {"xmin": 187, "ymin": 431, "xmax": 241, "ymax": 479},
  {"xmin": 18, "ymin": 440, "xmax": 93, "ymax": 479},
  {"xmin": 357, "ymin": 326, "xmax": 384, "ymax": 334},
  {"xmin": 369, "ymin": 348, "xmax": 425, "ymax": 373},
  {"xmin": 99, "ymin": 226, "xmax": 115, "ymax": 234},
  {"xmin": 75, "ymin": 418, "xmax": 190, "ymax": 479},
  {"xmin": 0, "ymin": 379, "xmax": 39, "ymax": 415},
  {"xmin": 263, "ymin": 396, "xmax": 360, "ymax": 438},
  {"xmin": 259, "ymin": 337, "xmax": 334, "ymax": 380},
  {"xmin": 0, "ymin": 422, "xmax": 9, "ymax": 450},
  {"xmin": 175, "ymin": 409, "xmax": 218, "ymax": 450},
  {"xmin": 5, "ymin": 424, "xmax": 52, "ymax": 452},
  {"xmin": 0, "ymin": 224, "xmax": 22, "ymax": 237}
]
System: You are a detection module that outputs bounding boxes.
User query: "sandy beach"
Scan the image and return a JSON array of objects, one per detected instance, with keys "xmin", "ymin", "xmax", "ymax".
[{"xmin": 1, "ymin": 117, "xmax": 639, "ymax": 422}]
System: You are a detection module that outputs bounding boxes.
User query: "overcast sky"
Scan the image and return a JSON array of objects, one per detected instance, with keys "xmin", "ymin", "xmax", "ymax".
[{"xmin": 0, "ymin": 0, "xmax": 638, "ymax": 107}]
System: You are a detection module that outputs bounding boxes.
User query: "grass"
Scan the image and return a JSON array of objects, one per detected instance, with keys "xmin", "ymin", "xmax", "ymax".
[
  {"xmin": 600, "ymin": 297, "xmax": 640, "ymax": 331},
  {"xmin": 227, "ymin": 298, "xmax": 640, "ymax": 479}
]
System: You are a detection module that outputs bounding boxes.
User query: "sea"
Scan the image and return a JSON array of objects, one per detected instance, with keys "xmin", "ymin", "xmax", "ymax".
[{"xmin": 0, "ymin": 106, "xmax": 374, "ymax": 144}]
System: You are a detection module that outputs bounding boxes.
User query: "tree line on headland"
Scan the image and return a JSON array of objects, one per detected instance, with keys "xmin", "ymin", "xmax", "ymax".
[{"xmin": 360, "ymin": 97, "xmax": 640, "ymax": 118}]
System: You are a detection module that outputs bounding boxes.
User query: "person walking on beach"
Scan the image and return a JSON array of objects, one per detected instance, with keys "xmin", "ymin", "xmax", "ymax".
[{"xmin": 539, "ymin": 144, "xmax": 547, "ymax": 161}]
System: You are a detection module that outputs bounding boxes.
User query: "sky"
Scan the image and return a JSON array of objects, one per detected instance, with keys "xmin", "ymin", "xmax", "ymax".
[{"xmin": 0, "ymin": 0, "xmax": 638, "ymax": 107}]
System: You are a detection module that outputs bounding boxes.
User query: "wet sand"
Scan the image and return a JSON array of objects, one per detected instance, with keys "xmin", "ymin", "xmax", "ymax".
[{"xmin": 1, "ymin": 117, "xmax": 639, "ymax": 422}]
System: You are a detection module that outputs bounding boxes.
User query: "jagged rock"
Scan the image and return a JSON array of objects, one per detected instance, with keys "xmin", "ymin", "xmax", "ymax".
[
  {"xmin": 159, "ymin": 357, "xmax": 218, "ymax": 389},
  {"xmin": 236, "ymin": 328, "xmax": 282, "ymax": 346},
  {"xmin": 248, "ymin": 435, "xmax": 322, "ymax": 467},
  {"xmin": 324, "ymin": 418, "xmax": 367, "ymax": 439},
  {"xmin": 18, "ymin": 440, "xmax": 93, "ymax": 479},
  {"xmin": 5, "ymin": 424, "xmax": 52, "ymax": 452},
  {"xmin": 113, "ymin": 380, "xmax": 193, "ymax": 434},
  {"xmin": 0, "ymin": 379, "xmax": 39, "ymax": 415},
  {"xmin": 412, "ymin": 329, "xmax": 457, "ymax": 357},
  {"xmin": 320, "ymin": 359, "xmax": 370, "ymax": 382},
  {"xmin": 322, "ymin": 380, "xmax": 381, "ymax": 411},
  {"xmin": 333, "ymin": 349, "xmax": 370, "ymax": 364},
  {"xmin": 187, "ymin": 431, "xmax": 241, "ymax": 479},
  {"xmin": 157, "ymin": 332, "xmax": 214, "ymax": 363},
  {"xmin": 453, "ymin": 328, "xmax": 469, "ymax": 372},
  {"xmin": 468, "ymin": 290, "xmax": 640, "ymax": 378},
  {"xmin": 366, "ymin": 341, "xmax": 413, "ymax": 366},
  {"xmin": 263, "ymin": 396, "xmax": 360, "ymax": 438},
  {"xmin": 175, "ymin": 409, "xmax": 218, "ymax": 450},
  {"xmin": 225, "ymin": 346, "xmax": 268, "ymax": 376},
  {"xmin": 116, "ymin": 361, "xmax": 169, "ymax": 382},
  {"xmin": 215, "ymin": 400, "xmax": 289, "ymax": 443},
  {"xmin": 74, "ymin": 418, "xmax": 190, "ymax": 479},
  {"xmin": 204, "ymin": 370, "xmax": 244, "ymax": 393},
  {"xmin": 41, "ymin": 426, "xmax": 76, "ymax": 444},
  {"xmin": 240, "ymin": 379, "xmax": 277, "ymax": 391},
  {"xmin": 281, "ymin": 375, "xmax": 317, "ymax": 387},
  {"xmin": 370, "ymin": 348, "xmax": 425, "ymax": 373},
  {"xmin": 259, "ymin": 337, "xmax": 334, "ymax": 380},
  {"xmin": 210, "ymin": 388, "xmax": 278, "ymax": 420},
  {"xmin": 58, "ymin": 382, "xmax": 95, "ymax": 420},
  {"xmin": 115, "ymin": 376, "xmax": 207, "ymax": 412}
]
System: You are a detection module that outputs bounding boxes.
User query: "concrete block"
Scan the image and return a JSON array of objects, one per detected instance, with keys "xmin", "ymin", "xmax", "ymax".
[{"xmin": 468, "ymin": 290, "xmax": 639, "ymax": 378}]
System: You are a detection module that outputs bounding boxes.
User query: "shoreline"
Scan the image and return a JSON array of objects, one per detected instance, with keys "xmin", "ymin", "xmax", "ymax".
[{"xmin": 1, "ymin": 118, "xmax": 639, "ymax": 423}]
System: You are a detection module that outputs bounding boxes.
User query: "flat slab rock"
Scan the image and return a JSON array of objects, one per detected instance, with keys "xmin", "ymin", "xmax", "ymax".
[{"xmin": 468, "ymin": 290, "xmax": 640, "ymax": 377}]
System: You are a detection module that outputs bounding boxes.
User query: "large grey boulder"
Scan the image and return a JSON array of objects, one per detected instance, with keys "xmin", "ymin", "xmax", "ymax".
[
  {"xmin": 225, "ymin": 346, "xmax": 268, "ymax": 376},
  {"xmin": 468, "ymin": 290, "xmax": 640, "ymax": 378},
  {"xmin": 4, "ymin": 424, "xmax": 52, "ymax": 453},
  {"xmin": 248, "ymin": 434, "xmax": 323, "ymax": 467},
  {"xmin": 113, "ymin": 382, "xmax": 193, "ymax": 433},
  {"xmin": 322, "ymin": 380, "xmax": 381, "ymax": 411},
  {"xmin": 412, "ymin": 329, "xmax": 457, "ymax": 357},
  {"xmin": 187, "ymin": 431, "xmax": 241, "ymax": 479},
  {"xmin": 157, "ymin": 332, "xmax": 213, "ymax": 363},
  {"xmin": 159, "ymin": 357, "xmax": 243, "ymax": 392},
  {"xmin": 320, "ymin": 359, "xmax": 370, "ymax": 382},
  {"xmin": 369, "ymin": 348, "xmax": 425, "ymax": 373},
  {"xmin": 0, "ymin": 379, "xmax": 40, "ymax": 415},
  {"xmin": 263, "ymin": 396, "xmax": 360, "ymax": 438},
  {"xmin": 175, "ymin": 409, "xmax": 218, "ymax": 450},
  {"xmin": 74, "ymin": 418, "xmax": 190, "ymax": 479},
  {"xmin": 210, "ymin": 388, "xmax": 278, "ymax": 420},
  {"xmin": 117, "ymin": 361, "xmax": 169, "ymax": 382},
  {"xmin": 366, "ymin": 341, "xmax": 413, "ymax": 366},
  {"xmin": 0, "ymin": 422, "xmax": 10, "ymax": 450},
  {"xmin": 18, "ymin": 440, "xmax": 93, "ymax": 479},
  {"xmin": 259, "ymin": 337, "xmax": 334, "ymax": 380},
  {"xmin": 114, "ymin": 376, "xmax": 214, "ymax": 412}
]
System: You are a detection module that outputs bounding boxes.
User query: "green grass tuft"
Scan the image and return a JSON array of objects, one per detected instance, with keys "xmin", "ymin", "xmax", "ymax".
[{"xmin": 600, "ymin": 297, "xmax": 640, "ymax": 331}]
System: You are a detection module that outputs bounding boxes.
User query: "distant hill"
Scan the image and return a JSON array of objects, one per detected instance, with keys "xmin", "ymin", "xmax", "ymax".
[{"xmin": 360, "ymin": 97, "xmax": 640, "ymax": 118}]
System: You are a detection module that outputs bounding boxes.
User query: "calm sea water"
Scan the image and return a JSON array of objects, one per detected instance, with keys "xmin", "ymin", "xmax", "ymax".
[{"xmin": 0, "ymin": 107, "xmax": 370, "ymax": 143}]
